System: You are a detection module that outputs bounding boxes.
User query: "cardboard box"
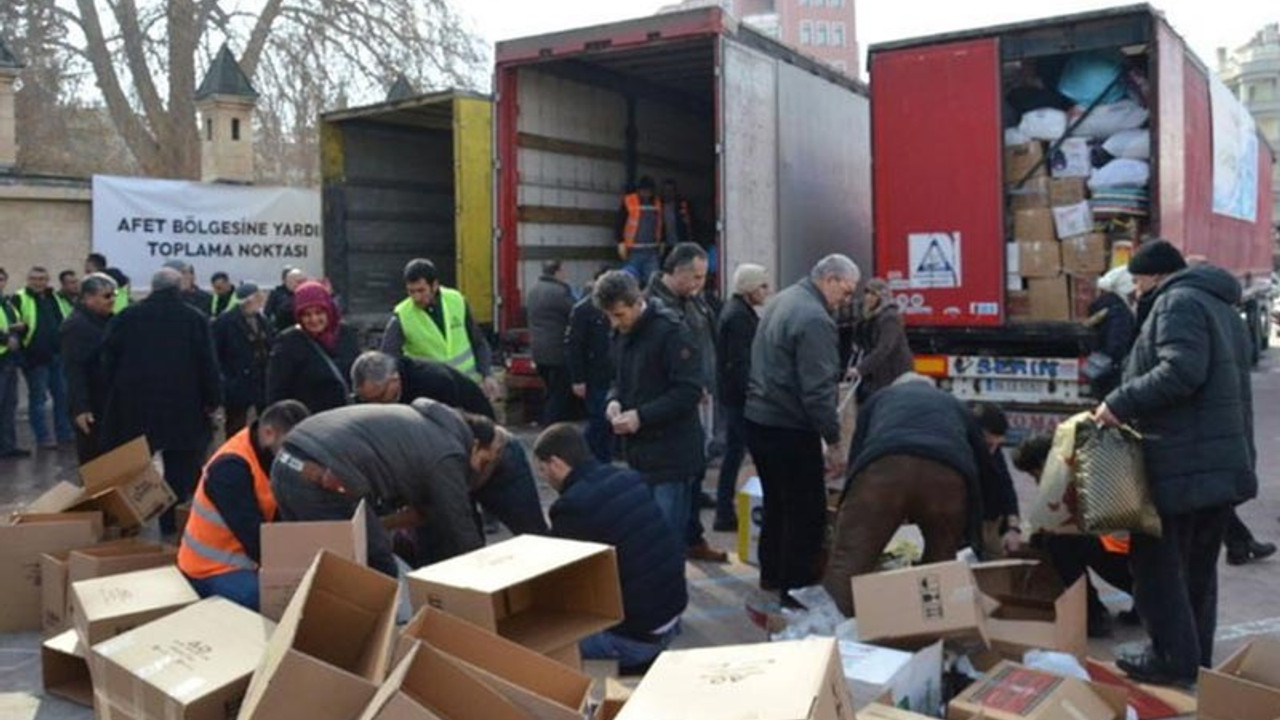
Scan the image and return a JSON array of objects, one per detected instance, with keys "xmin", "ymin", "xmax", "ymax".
[
  {"xmin": 23, "ymin": 437, "xmax": 176, "ymax": 529},
  {"xmin": 1005, "ymin": 142, "xmax": 1047, "ymax": 184},
  {"xmin": 1085, "ymin": 660, "xmax": 1197, "ymax": 719},
  {"xmin": 972, "ymin": 561, "xmax": 1087, "ymax": 660},
  {"xmin": 43, "ymin": 628, "xmax": 93, "ymax": 707},
  {"xmin": 1013, "ymin": 208, "xmax": 1056, "ymax": 244},
  {"xmin": 259, "ymin": 501, "xmax": 368, "ymax": 621},
  {"xmin": 358, "ymin": 643, "xmax": 535, "ymax": 720},
  {"xmin": 407, "ymin": 535, "xmax": 623, "ymax": 661},
  {"xmin": 949, "ymin": 662, "xmax": 1129, "ymax": 720},
  {"xmin": 14, "ymin": 510, "xmax": 106, "ymax": 540},
  {"xmin": 616, "ymin": 638, "xmax": 856, "ymax": 720},
  {"xmin": 1049, "ymin": 178, "xmax": 1088, "ymax": 206},
  {"xmin": 71, "ymin": 565, "xmax": 198, "ymax": 647},
  {"xmin": 1052, "ymin": 202, "xmax": 1093, "ymax": 240},
  {"xmin": 597, "ymin": 678, "xmax": 632, "ymax": 720},
  {"xmin": 1070, "ymin": 275, "xmax": 1101, "ymax": 323},
  {"xmin": 238, "ymin": 550, "xmax": 399, "ymax": 720},
  {"xmin": 395, "ymin": 606, "xmax": 592, "ymax": 720},
  {"xmin": 1049, "ymin": 137, "xmax": 1092, "ymax": 178},
  {"xmin": 859, "ymin": 706, "xmax": 937, "ymax": 720},
  {"xmin": 1007, "ymin": 291, "xmax": 1031, "ymax": 322},
  {"xmin": 41, "ymin": 538, "xmax": 163, "ymax": 636},
  {"xmin": 0, "ymin": 513, "xmax": 102, "ymax": 632},
  {"xmin": 1016, "ymin": 241, "xmax": 1061, "ymax": 279},
  {"xmin": 1009, "ymin": 177, "xmax": 1051, "ymax": 211},
  {"xmin": 850, "ymin": 561, "xmax": 988, "ymax": 650},
  {"xmin": 90, "ymin": 597, "xmax": 275, "ymax": 720},
  {"xmin": 839, "ymin": 640, "xmax": 942, "ymax": 713},
  {"xmin": 1026, "ymin": 278, "xmax": 1072, "ymax": 323},
  {"xmin": 1198, "ymin": 638, "xmax": 1280, "ymax": 720},
  {"xmin": 737, "ymin": 476, "xmax": 763, "ymax": 566},
  {"xmin": 1061, "ymin": 233, "xmax": 1108, "ymax": 276}
]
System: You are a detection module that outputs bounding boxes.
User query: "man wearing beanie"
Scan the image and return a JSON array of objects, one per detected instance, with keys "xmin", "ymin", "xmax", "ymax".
[
  {"xmin": 214, "ymin": 282, "xmax": 274, "ymax": 436},
  {"xmin": 1095, "ymin": 239, "xmax": 1257, "ymax": 685}
]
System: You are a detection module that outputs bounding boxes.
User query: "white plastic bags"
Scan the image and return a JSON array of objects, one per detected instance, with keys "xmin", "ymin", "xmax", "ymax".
[
  {"xmin": 1089, "ymin": 159, "xmax": 1150, "ymax": 190},
  {"xmin": 1102, "ymin": 129, "xmax": 1151, "ymax": 160},
  {"xmin": 1019, "ymin": 108, "xmax": 1069, "ymax": 141},
  {"xmin": 1070, "ymin": 100, "xmax": 1149, "ymax": 139}
]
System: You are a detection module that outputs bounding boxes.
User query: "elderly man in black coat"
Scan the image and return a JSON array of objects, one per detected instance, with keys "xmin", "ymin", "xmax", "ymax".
[
  {"xmin": 102, "ymin": 267, "xmax": 222, "ymax": 535},
  {"xmin": 1095, "ymin": 240, "xmax": 1258, "ymax": 686},
  {"xmin": 59, "ymin": 273, "xmax": 118, "ymax": 463}
]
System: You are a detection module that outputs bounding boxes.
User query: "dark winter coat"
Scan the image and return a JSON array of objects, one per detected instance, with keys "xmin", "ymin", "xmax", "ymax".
[
  {"xmin": 59, "ymin": 306, "xmax": 110, "ymax": 418},
  {"xmin": 181, "ymin": 288, "xmax": 213, "ymax": 318},
  {"xmin": 1105, "ymin": 266, "xmax": 1257, "ymax": 515},
  {"xmin": 266, "ymin": 324, "xmax": 360, "ymax": 414},
  {"xmin": 525, "ymin": 275, "xmax": 575, "ymax": 367},
  {"xmin": 397, "ymin": 356, "xmax": 495, "ymax": 418},
  {"xmin": 265, "ymin": 285, "xmax": 296, "ymax": 333},
  {"xmin": 214, "ymin": 309, "xmax": 274, "ymax": 410},
  {"xmin": 1086, "ymin": 292, "xmax": 1136, "ymax": 397},
  {"xmin": 550, "ymin": 461, "xmax": 688, "ymax": 637},
  {"xmin": 716, "ymin": 294, "xmax": 759, "ymax": 408},
  {"xmin": 565, "ymin": 296, "xmax": 613, "ymax": 390},
  {"xmin": 101, "ymin": 288, "xmax": 222, "ymax": 452},
  {"xmin": 610, "ymin": 302, "xmax": 704, "ymax": 482},
  {"xmin": 647, "ymin": 278, "xmax": 717, "ymax": 393},
  {"xmin": 14, "ymin": 288, "xmax": 66, "ymax": 366},
  {"xmin": 854, "ymin": 305, "xmax": 914, "ymax": 396}
]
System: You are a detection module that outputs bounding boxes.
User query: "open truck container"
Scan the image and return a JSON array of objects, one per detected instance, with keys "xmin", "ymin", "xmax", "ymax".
[
  {"xmin": 321, "ymin": 91, "xmax": 494, "ymax": 334},
  {"xmin": 869, "ymin": 4, "xmax": 1275, "ymax": 436},
  {"xmin": 493, "ymin": 7, "xmax": 872, "ymax": 329}
]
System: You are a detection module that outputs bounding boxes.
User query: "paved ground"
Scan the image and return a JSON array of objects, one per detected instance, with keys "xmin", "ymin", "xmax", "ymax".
[{"xmin": 3, "ymin": 351, "xmax": 1279, "ymax": 717}]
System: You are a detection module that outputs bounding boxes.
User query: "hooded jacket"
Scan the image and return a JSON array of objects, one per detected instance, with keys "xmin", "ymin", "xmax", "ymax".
[{"xmin": 1105, "ymin": 266, "xmax": 1256, "ymax": 515}]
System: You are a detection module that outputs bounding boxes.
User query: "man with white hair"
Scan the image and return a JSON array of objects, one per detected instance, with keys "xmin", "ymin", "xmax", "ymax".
[{"xmin": 745, "ymin": 254, "xmax": 858, "ymax": 600}]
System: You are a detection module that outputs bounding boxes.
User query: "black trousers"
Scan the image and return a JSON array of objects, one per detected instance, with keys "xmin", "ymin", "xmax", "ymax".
[
  {"xmin": 74, "ymin": 426, "xmax": 102, "ymax": 465},
  {"xmin": 538, "ymin": 364, "xmax": 572, "ymax": 426},
  {"xmin": 1130, "ymin": 506, "xmax": 1231, "ymax": 677},
  {"xmin": 1224, "ymin": 508, "xmax": 1257, "ymax": 552},
  {"xmin": 1040, "ymin": 534, "xmax": 1133, "ymax": 618},
  {"xmin": 158, "ymin": 446, "xmax": 206, "ymax": 535},
  {"xmin": 745, "ymin": 420, "xmax": 826, "ymax": 593}
]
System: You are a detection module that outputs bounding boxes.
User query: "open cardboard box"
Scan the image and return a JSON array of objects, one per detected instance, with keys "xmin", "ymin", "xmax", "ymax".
[
  {"xmin": 407, "ymin": 535, "xmax": 623, "ymax": 663},
  {"xmin": 1084, "ymin": 660, "xmax": 1196, "ymax": 720},
  {"xmin": 972, "ymin": 560, "xmax": 1087, "ymax": 660},
  {"xmin": 24, "ymin": 437, "xmax": 176, "ymax": 529},
  {"xmin": 41, "ymin": 538, "xmax": 169, "ymax": 636},
  {"xmin": 616, "ymin": 638, "xmax": 856, "ymax": 720},
  {"xmin": 1199, "ymin": 637, "xmax": 1280, "ymax": 720},
  {"xmin": 851, "ymin": 561, "xmax": 989, "ymax": 651},
  {"xmin": 396, "ymin": 606, "xmax": 592, "ymax": 720},
  {"xmin": 90, "ymin": 597, "xmax": 275, "ymax": 720},
  {"xmin": 71, "ymin": 564, "xmax": 198, "ymax": 647},
  {"xmin": 596, "ymin": 678, "xmax": 633, "ymax": 720},
  {"xmin": 948, "ymin": 661, "xmax": 1128, "ymax": 720},
  {"xmin": 0, "ymin": 512, "xmax": 102, "ymax": 632},
  {"xmin": 258, "ymin": 501, "xmax": 368, "ymax": 621},
  {"xmin": 358, "ymin": 643, "xmax": 537, "ymax": 720},
  {"xmin": 237, "ymin": 550, "xmax": 399, "ymax": 720},
  {"xmin": 43, "ymin": 628, "xmax": 93, "ymax": 707},
  {"xmin": 840, "ymin": 640, "xmax": 942, "ymax": 714}
]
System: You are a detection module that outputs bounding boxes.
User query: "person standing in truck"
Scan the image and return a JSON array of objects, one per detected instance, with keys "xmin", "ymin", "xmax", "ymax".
[
  {"xmin": 382, "ymin": 258, "xmax": 499, "ymax": 400},
  {"xmin": 661, "ymin": 179, "xmax": 696, "ymax": 246},
  {"xmin": 615, "ymin": 176, "xmax": 664, "ymax": 286}
]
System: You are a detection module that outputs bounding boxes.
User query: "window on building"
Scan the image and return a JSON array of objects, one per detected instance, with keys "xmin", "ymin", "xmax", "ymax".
[
  {"xmin": 815, "ymin": 21, "xmax": 828, "ymax": 46},
  {"xmin": 800, "ymin": 20, "xmax": 812, "ymax": 45},
  {"xmin": 205, "ymin": 118, "xmax": 212, "ymax": 141},
  {"xmin": 832, "ymin": 22, "xmax": 845, "ymax": 47},
  {"xmin": 231, "ymin": 118, "xmax": 241, "ymax": 141}
]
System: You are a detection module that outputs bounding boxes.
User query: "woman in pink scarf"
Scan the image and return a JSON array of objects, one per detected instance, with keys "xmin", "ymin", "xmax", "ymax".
[{"xmin": 266, "ymin": 281, "xmax": 360, "ymax": 413}]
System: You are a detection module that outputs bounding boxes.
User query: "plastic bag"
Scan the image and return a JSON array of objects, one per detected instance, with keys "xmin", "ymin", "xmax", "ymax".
[
  {"xmin": 1089, "ymin": 159, "xmax": 1150, "ymax": 190},
  {"xmin": 1019, "ymin": 108, "xmax": 1068, "ymax": 141},
  {"xmin": 769, "ymin": 586, "xmax": 847, "ymax": 641},
  {"xmin": 1074, "ymin": 419, "xmax": 1162, "ymax": 537},
  {"xmin": 1005, "ymin": 127, "xmax": 1030, "ymax": 146},
  {"xmin": 1058, "ymin": 51, "xmax": 1127, "ymax": 106},
  {"xmin": 1024, "ymin": 650, "xmax": 1090, "ymax": 681},
  {"xmin": 1070, "ymin": 100, "xmax": 1149, "ymax": 139},
  {"xmin": 1102, "ymin": 129, "xmax": 1151, "ymax": 160},
  {"xmin": 1028, "ymin": 412, "xmax": 1091, "ymax": 534}
]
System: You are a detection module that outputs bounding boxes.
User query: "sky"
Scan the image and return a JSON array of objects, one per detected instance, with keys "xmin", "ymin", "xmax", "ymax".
[{"xmin": 459, "ymin": 0, "xmax": 1280, "ymax": 80}]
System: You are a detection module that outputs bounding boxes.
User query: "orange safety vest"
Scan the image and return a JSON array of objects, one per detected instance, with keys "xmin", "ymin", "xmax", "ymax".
[
  {"xmin": 1100, "ymin": 533, "xmax": 1131, "ymax": 555},
  {"xmin": 622, "ymin": 193, "xmax": 663, "ymax": 248},
  {"xmin": 177, "ymin": 429, "xmax": 278, "ymax": 579}
]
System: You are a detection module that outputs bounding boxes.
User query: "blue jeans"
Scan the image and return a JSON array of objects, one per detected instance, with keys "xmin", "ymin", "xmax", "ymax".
[
  {"xmin": 188, "ymin": 569, "xmax": 260, "ymax": 611},
  {"xmin": 584, "ymin": 386, "xmax": 613, "ymax": 463},
  {"xmin": 0, "ymin": 361, "xmax": 18, "ymax": 454},
  {"xmin": 624, "ymin": 247, "xmax": 661, "ymax": 286},
  {"xmin": 650, "ymin": 478, "xmax": 693, "ymax": 543},
  {"xmin": 715, "ymin": 404, "xmax": 748, "ymax": 525},
  {"xmin": 24, "ymin": 358, "xmax": 73, "ymax": 443},
  {"xmin": 580, "ymin": 622, "xmax": 680, "ymax": 671}
]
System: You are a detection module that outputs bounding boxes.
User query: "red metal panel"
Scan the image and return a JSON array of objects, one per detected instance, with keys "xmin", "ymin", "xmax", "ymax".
[
  {"xmin": 494, "ymin": 9, "xmax": 724, "ymax": 65},
  {"xmin": 1182, "ymin": 61, "xmax": 1213, "ymax": 263},
  {"xmin": 1253, "ymin": 144, "xmax": 1276, "ymax": 273},
  {"xmin": 871, "ymin": 39, "xmax": 1004, "ymax": 327},
  {"xmin": 1154, "ymin": 19, "xmax": 1185, "ymax": 247},
  {"xmin": 496, "ymin": 66, "xmax": 521, "ymax": 330}
]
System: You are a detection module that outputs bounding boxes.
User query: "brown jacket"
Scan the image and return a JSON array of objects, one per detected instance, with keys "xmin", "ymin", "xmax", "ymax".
[{"xmin": 855, "ymin": 305, "xmax": 913, "ymax": 395}]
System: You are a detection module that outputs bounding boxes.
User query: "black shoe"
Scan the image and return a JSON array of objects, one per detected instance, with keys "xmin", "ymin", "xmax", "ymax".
[
  {"xmin": 1116, "ymin": 650, "xmax": 1196, "ymax": 688},
  {"xmin": 698, "ymin": 491, "xmax": 716, "ymax": 509},
  {"xmin": 1087, "ymin": 610, "xmax": 1114, "ymax": 639},
  {"xmin": 712, "ymin": 517, "xmax": 738, "ymax": 533},
  {"xmin": 1227, "ymin": 540, "xmax": 1277, "ymax": 565},
  {"xmin": 0, "ymin": 448, "xmax": 32, "ymax": 459},
  {"xmin": 1117, "ymin": 608, "xmax": 1142, "ymax": 627}
]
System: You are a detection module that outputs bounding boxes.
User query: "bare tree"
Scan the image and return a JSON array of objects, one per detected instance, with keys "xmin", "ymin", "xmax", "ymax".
[{"xmin": 53, "ymin": 0, "xmax": 484, "ymax": 179}]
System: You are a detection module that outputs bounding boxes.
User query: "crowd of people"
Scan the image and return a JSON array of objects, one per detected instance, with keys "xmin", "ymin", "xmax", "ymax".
[{"xmin": 0, "ymin": 229, "xmax": 1274, "ymax": 685}]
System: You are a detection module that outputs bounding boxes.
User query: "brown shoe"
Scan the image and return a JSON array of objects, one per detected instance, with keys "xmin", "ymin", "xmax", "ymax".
[{"xmin": 687, "ymin": 540, "xmax": 729, "ymax": 563}]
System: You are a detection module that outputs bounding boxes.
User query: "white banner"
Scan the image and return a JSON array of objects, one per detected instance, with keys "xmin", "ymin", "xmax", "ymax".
[
  {"xmin": 1209, "ymin": 76, "xmax": 1259, "ymax": 222},
  {"xmin": 91, "ymin": 175, "xmax": 323, "ymax": 289}
]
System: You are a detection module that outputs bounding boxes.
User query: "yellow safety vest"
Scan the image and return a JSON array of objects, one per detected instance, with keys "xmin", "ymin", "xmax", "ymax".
[
  {"xmin": 0, "ymin": 300, "xmax": 13, "ymax": 357},
  {"xmin": 113, "ymin": 285, "xmax": 130, "ymax": 314},
  {"xmin": 14, "ymin": 289, "xmax": 67, "ymax": 347},
  {"xmin": 394, "ymin": 287, "xmax": 479, "ymax": 381},
  {"xmin": 211, "ymin": 292, "xmax": 240, "ymax": 316}
]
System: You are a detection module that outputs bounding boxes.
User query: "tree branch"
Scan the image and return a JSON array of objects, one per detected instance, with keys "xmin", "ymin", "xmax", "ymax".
[
  {"xmin": 110, "ymin": 0, "xmax": 168, "ymax": 135},
  {"xmin": 240, "ymin": 0, "xmax": 284, "ymax": 79}
]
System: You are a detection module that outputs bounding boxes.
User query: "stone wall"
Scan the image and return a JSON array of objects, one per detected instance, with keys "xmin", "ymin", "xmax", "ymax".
[{"xmin": 0, "ymin": 179, "xmax": 92, "ymax": 283}]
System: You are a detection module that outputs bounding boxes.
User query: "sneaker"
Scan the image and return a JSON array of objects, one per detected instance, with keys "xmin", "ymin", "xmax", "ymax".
[
  {"xmin": 712, "ymin": 517, "xmax": 738, "ymax": 533},
  {"xmin": 686, "ymin": 540, "xmax": 729, "ymax": 563},
  {"xmin": 1227, "ymin": 541, "xmax": 1277, "ymax": 566}
]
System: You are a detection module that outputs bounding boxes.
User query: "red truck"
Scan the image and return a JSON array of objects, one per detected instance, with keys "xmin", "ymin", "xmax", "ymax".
[{"xmin": 868, "ymin": 4, "xmax": 1275, "ymax": 435}]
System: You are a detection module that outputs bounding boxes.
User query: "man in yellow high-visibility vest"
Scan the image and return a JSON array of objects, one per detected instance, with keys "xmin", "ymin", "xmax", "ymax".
[{"xmin": 381, "ymin": 258, "xmax": 498, "ymax": 399}]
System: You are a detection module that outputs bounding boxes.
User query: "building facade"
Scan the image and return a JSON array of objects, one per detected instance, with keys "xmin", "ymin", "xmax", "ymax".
[{"xmin": 1219, "ymin": 23, "xmax": 1280, "ymax": 232}]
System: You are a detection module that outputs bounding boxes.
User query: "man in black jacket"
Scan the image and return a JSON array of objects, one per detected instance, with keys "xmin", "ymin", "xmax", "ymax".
[
  {"xmin": 0, "ymin": 268, "xmax": 29, "ymax": 458},
  {"xmin": 59, "ymin": 273, "xmax": 117, "ymax": 463},
  {"xmin": 265, "ymin": 266, "xmax": 307, "ymax": 333},
  {"xmin": 1096, "ymin": 240, "xmax": 1257, "ymax": 685},
  {"xmin": 566, "ymin": 269, "xmax": 614, "ymax": 463},
  {"xmin": 213, "ymin": 283, "xmax": 274, "ymax": 436},
  {"xmin": 972, "ymin": 404, "xmax": 1023, "ymax": 559},
  {"xmin": 102, "ymin": 267, "xmax": 223, "ymax": 535},
  {"xmin": 164, "ymin": 260, "xmax": 213, "ymax": 318},
  {"xmin": 525, "ymin": 260, "xmax": 576, "ymax": 425},
  {"xmin": 713, "ymin": 263, "xmax": 770, "ymax": 532},
  {"xmin": 593, "ymin": 271, "xmax": 704, "ymax": 546},
  {"xmin": 13, "ymin": 266, "xmax": 74, "ymax": 448},
  {"xmin": 351, "ymin": 350, "xmax": 494, "ymax": 418},
  {"xmin": 534, "ymin": 424, "xmax": 687, "ymax": 673}
]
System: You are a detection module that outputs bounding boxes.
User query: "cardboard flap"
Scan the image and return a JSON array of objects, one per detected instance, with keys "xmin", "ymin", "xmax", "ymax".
[
  {"xmin": 1240, "ymin": 638, "xmax": 1280, "ymax": 687},
  {"xmin": 389, "ymin": 644, "xmax": 534, "ymax": 720},
  {"xmin": 22, "ymin": 482, "xmax": 87, "ymax": 515},
  {"xmin": 412, "ymin": 535, "xmax": 614, "ymax": 592},
  {"xmin": 287, "ymin": 551, "xmax": 398, "ymax": 684},
  {"xmin": 71, "ymin": 565, "xmax": 198, "ymax": 627},
  {"xmin": 261, "ymin": 500, "xmax": 368, "ymax": 568},
  {"xmin": 67, "ymin": 542, "xmax": 176, "ymax": 584},
  {"xmin": 80, "ymin": 437, "xmax": 153, "ymax": 494},
  {"xmin": 42, "ymin": 628, "xmax": 92, "ymax": 707},
  {"xmin": 13, "ymin": 511, "xmax": 105, "ymax": 541}
]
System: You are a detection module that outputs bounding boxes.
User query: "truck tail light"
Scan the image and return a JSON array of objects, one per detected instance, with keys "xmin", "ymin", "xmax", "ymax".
[{"xmin": 914, "ymin": 355, "xmax": 949, "ymax": 378}]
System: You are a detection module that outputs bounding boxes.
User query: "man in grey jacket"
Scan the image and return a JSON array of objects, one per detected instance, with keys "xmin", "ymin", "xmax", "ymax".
[
  {"xmin": 525, "ymin": 260, "xmax": 576, "ymax": 425},
  {"xmin": 745, "ymin": 254, "xmax": 859, "ymax": 600}
]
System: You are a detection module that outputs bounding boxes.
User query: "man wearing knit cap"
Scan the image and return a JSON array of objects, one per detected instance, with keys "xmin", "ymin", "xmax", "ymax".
[
  {"xmin": 214, "ymin": 282, "xmax": 274, "ymax": 436},
  {"xmin": 1095, "ymin": 239, "xmax": 1257, "ymax": 685}
]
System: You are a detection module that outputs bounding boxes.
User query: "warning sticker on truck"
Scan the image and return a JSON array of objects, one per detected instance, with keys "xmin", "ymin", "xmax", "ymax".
[{"xmin": 908, "ymin": 232, "xmax": 962, "ymax": 289}]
